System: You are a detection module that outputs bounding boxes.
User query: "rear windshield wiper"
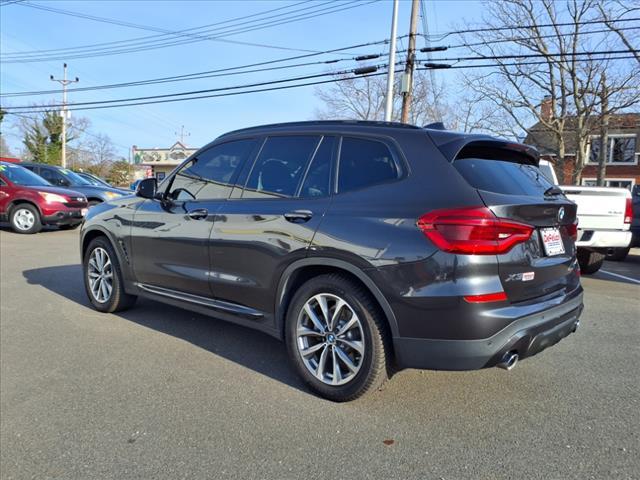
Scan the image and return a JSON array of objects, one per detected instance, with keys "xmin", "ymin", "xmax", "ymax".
[{"xmin": 544, "ymin": 186, "xmax": 564, "ymax": 197}]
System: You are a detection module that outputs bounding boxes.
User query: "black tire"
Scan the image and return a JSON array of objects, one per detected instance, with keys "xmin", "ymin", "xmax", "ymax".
[
  {"xmin": 9, "ymin": 203, "xmax": 42, "ymax": 234},
  {"xmin": 285, "ymin": 273, "xmax": 390, "ymax": 402},
  {"xmin": 577, "ymin": 249, "xmax": 605, "ymax": 274},
  {"xmin": 88, "ymin": 200, "xmax": 102, "ymax": 207},
  {"xmin": 83, "ymin": 236, "xmax": 137, "ymax": 313},
  {"xmin": 59, "ymin": 223, "xmax": 81, "ymax": 230},
  {"xmin": 606, "ymin": 247, "xmax": 630, "ymax": 262}
]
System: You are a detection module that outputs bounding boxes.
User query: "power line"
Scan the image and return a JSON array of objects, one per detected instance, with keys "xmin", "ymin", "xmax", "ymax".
[
  {"xmin": 2, "ymin": 71, "xmax": 389, "ymax": 115},
  {"xmin": 1, "ymin": 64, "xmax": 392, "ymax": 111},
  {"xmin": 2, "ymin": 0, "xmax": 378, "ymax": 62},
  {"xmin": 428, "ymin": 48, "xmax": 640, "ymax": 63},
  {"xmin": 421, "ymin": 16, "xmax": 640, "ymax": 41},
  {"xmin": 3, "ymin": 0, "xmax": 313, "ymax": 56},
  {"xmin": 416, "ymin": 54, "xmax": 637, "ymax": 70},
  {"xmin": 442, "ymin": 25, "xmax": 640, "ymax": 51},
  {"xmin": 1, "ymin": 38, "xmax": 397, "ymax": 97}
]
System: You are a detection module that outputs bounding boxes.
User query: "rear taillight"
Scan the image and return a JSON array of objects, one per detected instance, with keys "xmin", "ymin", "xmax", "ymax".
[
  {"xmin": 417, "ymin": 207, "xmax": 534, "ymax": 255},
  {"xmin": 565, "ymin": 220, "xmax": 578, "ymax": 241},
  {"xmin": 624, "ymin": 197, "xmax": 632, "ymax": 224}
]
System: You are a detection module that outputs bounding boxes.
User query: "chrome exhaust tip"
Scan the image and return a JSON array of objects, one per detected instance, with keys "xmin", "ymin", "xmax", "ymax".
[
  {"xmin": 497, "ymin": 351, "xmax": 519, "ymax": 371},
  {"xmin": 572, "ymin": 320, "xmax": 580, "ymax": 333}
]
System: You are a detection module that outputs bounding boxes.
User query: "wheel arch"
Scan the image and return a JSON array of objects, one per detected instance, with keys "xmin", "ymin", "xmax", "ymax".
[
  {"xmin": 8, "ymin": 199, "xmax": 42, "ymax": 217},
  {"xmin": 275, "ymin": 258, "xmax": 400, "ymax": 340},
  {"xmin": 80, "ymin": 226, "xmax": 134, "ymax": 284}
]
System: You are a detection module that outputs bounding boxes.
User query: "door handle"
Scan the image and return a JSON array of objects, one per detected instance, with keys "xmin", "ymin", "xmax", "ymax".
[
  {"xmin": 187, "ymin": 208, "xmax": 209, "ymax": 220},
  {"xmin": 284, "ymin": 210, "xmax": 313, "ymax": 223}
]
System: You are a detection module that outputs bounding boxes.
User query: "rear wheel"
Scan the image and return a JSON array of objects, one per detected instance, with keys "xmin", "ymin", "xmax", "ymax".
[
  {"xmin": 577, "ymin": 249, "xmax": 605, "ymax": 274},
  {"xmin": 9, "ymin": 204, "xmax": 42, "ymax": 234},
  {"xmin": 606, "ymin": 247, "xmax": 630, "ymax": 262},
  {"xmin": 285, "ymin": 273, "xmax": 390, "ymax": 402},
  {"xmin": 83, "ymin": 236, "xmax": 137, "ymax": 312}
]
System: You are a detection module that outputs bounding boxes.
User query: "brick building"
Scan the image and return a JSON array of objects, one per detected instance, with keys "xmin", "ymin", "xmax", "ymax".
[
  {"xmin": 525, "ymin": 111, "xmax": 639, "ymax": 191},
  {"xmin": 132, "ymin": 141, "xmax": 198, "ymax": 181}
]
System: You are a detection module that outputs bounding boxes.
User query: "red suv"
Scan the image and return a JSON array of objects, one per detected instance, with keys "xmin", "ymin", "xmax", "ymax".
[{"xmin": 0, "ymin": 162, "xmax": 88, "ymax": 234}]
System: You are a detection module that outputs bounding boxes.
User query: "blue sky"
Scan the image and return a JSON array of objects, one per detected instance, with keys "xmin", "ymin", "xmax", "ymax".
[{"xmin": 0, "ymin": 0, "xmax": 484, "ymax": 158}]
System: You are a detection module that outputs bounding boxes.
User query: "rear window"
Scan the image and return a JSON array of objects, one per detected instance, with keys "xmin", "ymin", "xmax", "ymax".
[
  {"xmin": 338, "ymin": 137, "xmax": 399, "ymax": 193},
  {"xmin": 454, "ymin": 158, "xmax": 554, "ymax": 196}
]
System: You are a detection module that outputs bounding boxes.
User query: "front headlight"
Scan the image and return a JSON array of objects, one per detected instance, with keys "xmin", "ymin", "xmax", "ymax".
[
  {"xmin": 104, "ymin": 191, "xmax": 122, "ymax": 199},
  {"xmin": 38, "ymin": 192, "xmax": 68, "ymax": 203}
]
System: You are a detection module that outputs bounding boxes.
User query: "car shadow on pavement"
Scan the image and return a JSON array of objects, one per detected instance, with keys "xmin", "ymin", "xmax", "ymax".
[{"xmin": 22, "ymin": 264, "xmax": 309, "ymax": 395}]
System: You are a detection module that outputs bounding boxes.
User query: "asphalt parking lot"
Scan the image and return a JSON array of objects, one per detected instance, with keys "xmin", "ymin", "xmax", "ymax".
[{"xmin": 1, "ymin": 227, "xmax": 638, "ymax": 480}]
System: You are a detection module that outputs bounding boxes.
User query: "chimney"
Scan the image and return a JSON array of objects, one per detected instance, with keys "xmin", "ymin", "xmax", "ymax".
[{"xmin": 540, "ymin": 95, "xmax": 553, "ymax": 121}]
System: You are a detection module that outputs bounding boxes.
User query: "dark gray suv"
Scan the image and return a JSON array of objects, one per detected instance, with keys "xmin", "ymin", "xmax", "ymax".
[{"xmin": 80, "ymin": 121, "xmax": 583, "ymax": 401}]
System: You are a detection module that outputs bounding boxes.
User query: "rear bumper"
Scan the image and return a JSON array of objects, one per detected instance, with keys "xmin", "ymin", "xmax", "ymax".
[
  {"xmin": 42, "ymin": 209, "xmax": 85, "ymax": 226},
  {"xmin": 393, "ymin": 288, "xmax": 583, "ymax": 371},
  {"xmin": 576, "ymin": 229, "xmax": 631, "ymax": 248}
]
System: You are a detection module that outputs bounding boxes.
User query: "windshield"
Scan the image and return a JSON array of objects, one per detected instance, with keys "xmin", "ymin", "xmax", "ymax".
[
  {"xmin": 58, "ymin": 168, "xmax": 91, "ymax": 185},
  {"xmin": 0, "ymin": 163, "xmax": 51, "ymax": 186}
]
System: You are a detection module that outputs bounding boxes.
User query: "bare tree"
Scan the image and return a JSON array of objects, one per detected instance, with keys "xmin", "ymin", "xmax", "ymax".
[
  {"xmin": 459, "ymin": 0, "xmax": 639, "ymax": 184},
  {"xmin": 314, "ymin": 70, "xmax": 449, "ymax": 127}
]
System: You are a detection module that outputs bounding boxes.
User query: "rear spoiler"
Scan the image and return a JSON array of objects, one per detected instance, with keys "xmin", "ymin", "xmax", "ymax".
[{"xmin": 424, "ymin": 130, "xmax": 540, "ymax": 166}]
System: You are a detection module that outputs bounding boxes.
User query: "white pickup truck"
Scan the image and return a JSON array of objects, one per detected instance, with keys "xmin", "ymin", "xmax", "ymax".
[{"xmin": 539, "ymin": 160, "xmax": 633, "ymax": 273}]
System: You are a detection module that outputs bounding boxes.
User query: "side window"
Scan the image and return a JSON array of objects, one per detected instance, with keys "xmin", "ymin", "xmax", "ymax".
[
  {"xmin": 40, "ymin": 168, "xmax": 69, "ymax": 186},
  {"xmin": 168, "ymin": 139, "xmax": 257, "ymax": 201},
  {"xmin": 300, "ymin": 136, "xmax": 335, "ymax": 198},
  {"xmin": 338, "ymin": 137, "xmax": 399, "ymax": 193},
  {"xmin": 243, "ymin": 136, "xmax": 320, "ymax": 198}
]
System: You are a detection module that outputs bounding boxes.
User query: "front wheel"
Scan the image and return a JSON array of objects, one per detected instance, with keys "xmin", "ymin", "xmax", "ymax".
[
  {"xmin": 577, "ymin": 249, "xmax": 605, "ymax": 274},
  {"xmin": 83, "ymin": 236, "xmax": 137, "ymax": 313},
  {"xmin": 10, "ymin": 204, "xmax": 42, "ymax": 234},
  {"xmin": 285, "ymin": 273, "xmax": 390, "ymax": 402}
]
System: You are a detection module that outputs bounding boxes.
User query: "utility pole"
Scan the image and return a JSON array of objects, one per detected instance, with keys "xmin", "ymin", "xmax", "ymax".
[
  {"xmin": 400, "ymin": 0, "xmax": 420, "ymax": 123},
  {"xmin": 175, "ymin": 125, "xmax": 191, "ymax": 145},
  {"xmin": 597, "ymin": 72, "xmax": 609, "ymax": 187},
  {"xmin": 384, "ymin": 0, "xmax": 399, "ymax": 122},
  {"xmin": 50, "ymin": 63, "xmax": 79, "ymax": 169}
]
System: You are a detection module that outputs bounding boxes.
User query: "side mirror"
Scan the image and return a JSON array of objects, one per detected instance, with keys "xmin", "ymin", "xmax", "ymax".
[{"xmin": 136, "ymin": 178, "xmax": 157, "ymax": 199}]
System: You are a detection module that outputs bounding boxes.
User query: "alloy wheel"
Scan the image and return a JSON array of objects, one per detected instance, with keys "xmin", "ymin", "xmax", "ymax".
[
  {"xmin": 296, "ymin": 293, "xmax": 365, "ymax": 386},
  {"xmin": 87, "ymin": 247, "xmax": 113, "ymax": 303}
]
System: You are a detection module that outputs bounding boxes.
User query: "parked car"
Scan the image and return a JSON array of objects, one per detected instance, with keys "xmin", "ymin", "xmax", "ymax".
[
  {"xmin": 80, "ymin": 121, "xmax": 583, "ymax": 401},
  {"xmin": 0, "ymin": 161, "xmax": 88, "ymax": 234},
  {"xmin": 539, "ymin": 160, "xmax": 633, "ymax": 270},
  {"xmin": 76, "ymin": 171, "xmax": 113, "ymax": 188},
  {"xmin": 20, "ymin": 163, "xmax": 130, "ymax": 206},
  {"xmin": 631, "ymin": 184, "xmax": 640, "ymax": 249}
]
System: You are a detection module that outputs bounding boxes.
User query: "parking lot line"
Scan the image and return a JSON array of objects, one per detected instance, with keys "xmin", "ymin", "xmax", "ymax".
[{"xmin": 598, "ymin": 269, "xmax": 640, "ymax": 284}]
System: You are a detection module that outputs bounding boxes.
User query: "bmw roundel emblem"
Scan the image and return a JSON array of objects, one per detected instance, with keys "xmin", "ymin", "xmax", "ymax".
[{"xmin": 557, "ymin": 207, "xmax": 565, "ymax": 222}]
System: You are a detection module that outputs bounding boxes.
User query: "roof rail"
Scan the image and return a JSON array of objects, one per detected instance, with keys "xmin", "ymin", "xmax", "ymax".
[{"xmin": 219, "ymin": 120, "xmax": 423, "ymax": 137}]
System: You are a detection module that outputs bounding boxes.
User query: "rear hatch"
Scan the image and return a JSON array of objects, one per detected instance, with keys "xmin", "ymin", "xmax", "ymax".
[{"xmin": 451, "ymin": 142, "xmax": 578, "ymax": 303}]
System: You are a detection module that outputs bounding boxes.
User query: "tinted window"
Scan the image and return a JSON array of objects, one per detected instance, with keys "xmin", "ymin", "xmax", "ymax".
[
  {"xmin": 244, "ymin": 136, "xmax": 319, "ymax": 198},
  {"xmin": 40, "ymin": 167, "xmax": 90, "ymax": 186},
  {"xmin": 168, "ymin": 139, "xmax": 256, "ymax": 201},
  {"xmin": 338, "ymin": 137, "xmax": 398, "ymax": 193},
  {"xmin": 300, "ymin": 136, "xmax": 335, "ymax": 198},
  {"xmin": 0, "ymin": 163, "xmax": 50, "ymax": 186},
  {"xmin": 454, "ymin": 158, "xmax": 554, "ymax": 196}
]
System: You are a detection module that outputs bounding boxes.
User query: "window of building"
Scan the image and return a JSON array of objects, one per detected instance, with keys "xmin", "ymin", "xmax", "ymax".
[
  {"xmin": 243, "ymin": 136, "xmax": 320, "ymax": 198},
  {"xmin": 167, "ymin": 139, "xmax": 257, "ymax": 201},
  {"xmin": 337, "ymin": 137, "xmax": 399, "ymax": 193},
  {"xmin": 589, "ymin": 135, "xmax": 637, "ymax": 164}
]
